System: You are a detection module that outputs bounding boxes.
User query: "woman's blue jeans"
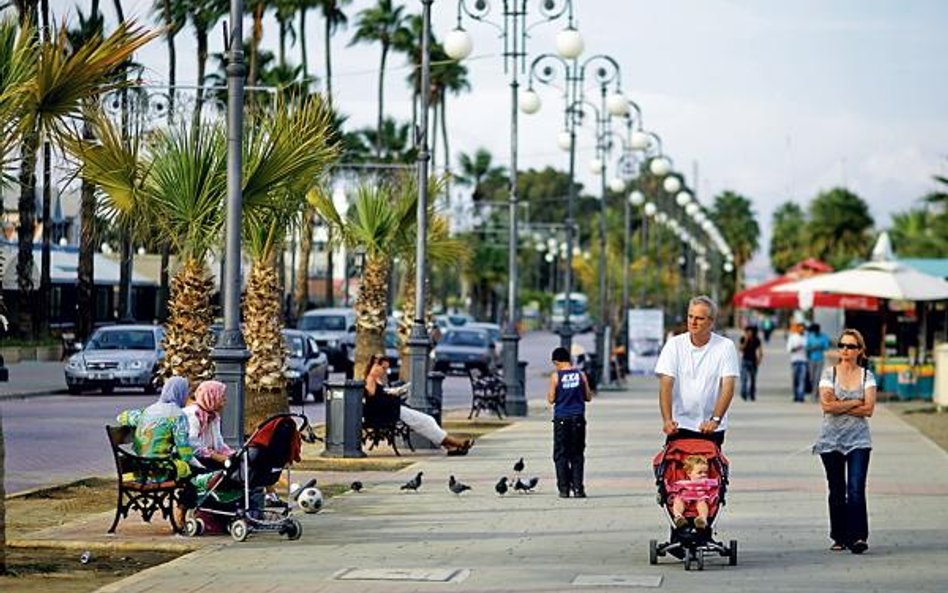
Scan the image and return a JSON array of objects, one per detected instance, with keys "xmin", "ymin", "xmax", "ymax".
[
  {"xmin": 792, "ymin": 361, "xmax": 808, "ymax": 402},
  {"xmin": 740, "ymin": 360, "xmax": 758, "ymax": 401},
  {"xmin": 820, "ymin": 448, "xmax": 871, "ymax": 545}
]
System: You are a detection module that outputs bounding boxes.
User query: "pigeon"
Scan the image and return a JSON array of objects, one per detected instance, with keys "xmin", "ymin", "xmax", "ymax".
[
  {"xmin": 513, "ymin": 457, "xmax": 525, "ymax": 473},
  {"xmin": 514, "ymin": 476, "xmax": 539, "ymax": 493},
  {"xmin": 79, "ymin": 551, "xmax": 92, "ymax": 564},
  {"xmin": 448, "ymin": 475, "xmax": 472, "ymax": 496},
  {"xmin": 401, "ymin": 471, "xmax": 424, "ymax": 492},
  {"xmin": 350, "ymin": 480, "xmax": 364, "ymax": 492},
  {"xmin": 494, "ymin": 476, "xmax": 509, "ymax": 496}
]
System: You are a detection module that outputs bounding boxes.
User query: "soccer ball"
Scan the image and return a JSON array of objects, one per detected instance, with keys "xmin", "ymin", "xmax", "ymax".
[{"xmin": 297, "ymin": 487, "xmax": 324, "ymax": 514}]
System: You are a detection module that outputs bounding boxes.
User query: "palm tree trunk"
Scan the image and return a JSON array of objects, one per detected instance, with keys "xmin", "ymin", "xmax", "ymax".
[
  {"xmin": 323, "ymin": 8, "xmax": 332, "ymax": 105},
  {"xmin": 429, "ymin": 98, "xmax": 437, "ymax": 172},
  {"xmin": 441, "ymin": 94, "xmax": 451, "ymax": 212},
  {"xmin": 162, "ymin": 0, "xmax": 175, "ymax": 120},
  {"xmin": 196, "ymin": 27, "xmax": 208, "ymax": 112},
  {"xmin": 159, "ymin": 258, "xmax": 215, "ymax": 385},
  {"xmin": 325, "ymin": 225, "xmax": 333, "ymax": 305},
  {"xmin": 278, "ymin": 18, "xmax": 287, "ymax": 68},
  {"xmin": 294, "ymin": 205, "xmax": 314, "ymax": 321},
  {"xmin": 353, "ymin": 255, "xmax": 390, "ymax": 379},
  {"xmin": 243, "ymin": 260, "xmax": 289, "ymax": 434},
  {"xmin": 16, "ymin": 132, "xmax": 38, "ymax": 338},
  {"xmin": 248, "ymin": 2, "xmax": 264, "ymax": 86},
  {"xmin": 375, "ymin": 43, "xmax": 389, "ymax": 158},
  {"xmin": 299, "ymin": 5, "xmax": 308, "ymax": 84}
]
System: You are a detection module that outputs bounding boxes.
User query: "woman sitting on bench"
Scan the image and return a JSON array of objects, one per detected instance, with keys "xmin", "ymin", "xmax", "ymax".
[
  {"xmin": 363, "ymin": 353, "xmax": 473, "ymax": 455},
  {"xmin": 183, "ymin": 379, "xmax": 235, "ymax": 472}
]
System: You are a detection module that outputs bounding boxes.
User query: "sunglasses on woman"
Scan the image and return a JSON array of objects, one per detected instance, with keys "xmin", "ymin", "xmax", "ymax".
[{"xmin": 837, "ymin": 343, "xmax": 861, "ymax": 350}]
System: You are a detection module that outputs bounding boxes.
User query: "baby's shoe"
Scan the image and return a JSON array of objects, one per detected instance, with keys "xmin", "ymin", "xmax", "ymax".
[
  {"xmin": 694, "ymin": 516, "xmax": 708, "ymax": 529},
  {"xmin": 673, "ymin": 515, "xmax": 687, "ymax": 528}
]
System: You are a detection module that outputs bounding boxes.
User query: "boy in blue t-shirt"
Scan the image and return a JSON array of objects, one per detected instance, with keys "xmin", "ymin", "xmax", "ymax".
[{"xmin": 546, "ymin": 347, "xmax": 594, "ymax": 498}]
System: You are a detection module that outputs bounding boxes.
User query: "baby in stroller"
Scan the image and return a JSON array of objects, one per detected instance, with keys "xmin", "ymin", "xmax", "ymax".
[
  {"xmin": 669, "ymin": 455, "xmax": 718, "ymax": 529},
  {"xmin": 649, "ymin": 437, "xmax": 737, "ymax": 570},
  {"xmin": 184, "ymin": 413, "xmax": 313, "ymax": 542}
]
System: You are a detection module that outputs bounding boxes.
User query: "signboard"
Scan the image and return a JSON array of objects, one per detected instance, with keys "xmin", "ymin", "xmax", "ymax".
[{"xmin": 627, "ymin": 308, "xmax": 664, "ymax": 374}]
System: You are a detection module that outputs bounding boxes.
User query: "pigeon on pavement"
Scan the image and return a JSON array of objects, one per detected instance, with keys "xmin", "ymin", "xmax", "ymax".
[
  {"xmin": 513, "ymin": 457, "xmax": 525, "ymax": 473},
  {"xmin": 494, "ymin": 476, "xmax": 509, "ymax": 496},
  {"xmin": 350, "ymin": 480, "xmax": 363, "ymax": 492},
  {"xmin": 514, "ymin": 476, "xmax": 539, "ymax": 493},
  {"xmin": 401, "ymin": 471, "xmax": 424, "ymax": 492},
  {"xmin": 449, "ymin": 475, "xmax": 472, "ymax": 495}
]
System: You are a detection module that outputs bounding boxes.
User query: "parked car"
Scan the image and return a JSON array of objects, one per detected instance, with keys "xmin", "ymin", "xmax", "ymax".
[
  {"xmin": 283, "ymin": 329, "xmax": 330, "ymax": 404},
  {"xmin": 64, "ymin": 324, "xmax": 164, "ymax": 395},
  {"xmin": 432, "ymin": 328, "xmax": 496, "ymax": 375},
  {"xmin": 297, "ymin": 308, "xmax": 356, "ymax": 372},
  {"xmin": 467, "ymin": 321, "xmax": 503, "ymax": 367}
]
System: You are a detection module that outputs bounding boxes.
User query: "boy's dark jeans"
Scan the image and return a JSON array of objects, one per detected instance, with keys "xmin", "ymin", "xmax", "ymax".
[
  {"xmin": 820, "ymin": 448, "xmax": 871, "ymax": 545},
  {"xmin": 553, "ymin": 415, "xmax": 586, "ymax": 495}
]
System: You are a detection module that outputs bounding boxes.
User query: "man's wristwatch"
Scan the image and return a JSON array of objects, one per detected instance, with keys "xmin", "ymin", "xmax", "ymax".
[{"xmin": 709, "ymin": 415, "xmax": 722, "ymax": 424}]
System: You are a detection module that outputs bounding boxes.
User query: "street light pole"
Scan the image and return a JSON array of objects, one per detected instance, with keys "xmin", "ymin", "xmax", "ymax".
[
  {"xmin": 214, "ymin": 0, "xmax": 251, "ymax": 446},
  {"xmin": 445, "ymin": 0, "xmax": 579, "ymax": 416},
  {"xmin": 407, "ymin": 0, "xmax": 434, "ymax": 437}
]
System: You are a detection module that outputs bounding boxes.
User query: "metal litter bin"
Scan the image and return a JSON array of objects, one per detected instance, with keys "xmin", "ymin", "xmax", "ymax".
[{"xmin": 322, "ymin": 380, "xmax": 366, "ymax": 458}]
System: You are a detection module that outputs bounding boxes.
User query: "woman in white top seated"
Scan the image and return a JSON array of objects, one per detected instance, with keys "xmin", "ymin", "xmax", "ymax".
[{"xmin": 183, "ymin": 380, "xmax": 235, "ymax": 471}]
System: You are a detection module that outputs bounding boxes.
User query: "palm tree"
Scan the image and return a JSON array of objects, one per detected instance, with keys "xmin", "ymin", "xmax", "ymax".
[
  {"xmin": 246, "ymin": 0, "xmax": 266, "ymax": 85},
  {"xmin": 310, "ymin": 177, "xmax": 418, "ymax": 378},
  {"xmin": 240, "ymin": 96, "xmax": 339, "ymax": 431},
  {"xmin": 152, "ymin": 0, "xmax": 185, "ymax": 117},
  {"xmin": 769, "ymin": 201, "xmax": 807, "ymax": 274},
  {"xmin": 187, "ymin": 0, "xmax": 227, "ymax": 111},
  {"xmin": 806, "ymin": 187, "xmax": 875, "ymax": 270},
  {"xmin": 317, "ymin": 0, "xmax": 350, "ymax": 105},
  {"xmin": 7, "ymin": 16, "xmax": 155, "ymax": 337},
  {"xmin": 350, "ymin": 0, "xmax": 407, "ymax": 158},
  {"xmin": 273, "ymin": 0, "xmax": 297, "ymax": 69},
  {"xmin": 708, "ymin": 190, "xmax": 760, "ymax": 292},
  {"xmin": 353, "ymin": 116, "xmax": 414, "ymax": 163}
]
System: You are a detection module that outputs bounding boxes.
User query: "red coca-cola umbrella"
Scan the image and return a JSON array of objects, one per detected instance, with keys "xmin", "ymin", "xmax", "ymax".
[{"xmin": 733, "ymin": 275, "xmax": 879, "ymax": 310}]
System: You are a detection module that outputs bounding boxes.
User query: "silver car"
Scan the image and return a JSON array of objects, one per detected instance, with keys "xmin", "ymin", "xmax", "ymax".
[{"xmin": 64, "ymin": 325, "xmax": 165, "ymax": 395}]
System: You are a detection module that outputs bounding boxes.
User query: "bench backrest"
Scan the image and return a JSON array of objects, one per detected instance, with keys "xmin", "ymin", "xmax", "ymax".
[{"xmin": 106, "ymin": 425, "xmax": 178, "ymax": 484}]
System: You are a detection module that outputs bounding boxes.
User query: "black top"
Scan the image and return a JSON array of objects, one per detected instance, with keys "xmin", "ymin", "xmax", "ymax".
[
  {"xmin": 739, "ymin": 334, "xmax": 761, "ymax": 363},
  {"xmin": 363, "ymin": 382, "xmax": 401, "ymax": 425}
]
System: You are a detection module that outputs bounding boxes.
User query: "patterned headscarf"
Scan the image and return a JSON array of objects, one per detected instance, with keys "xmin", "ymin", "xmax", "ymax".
[
  {"xmin": 193, "ymin": 380, "xmax": 227, "ymax": 433},
  {"xmin": 159, "ymin": 376, "xmax": 190, "ymax": 408}
]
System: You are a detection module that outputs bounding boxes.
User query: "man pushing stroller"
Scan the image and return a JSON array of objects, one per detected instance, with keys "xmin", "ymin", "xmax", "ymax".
[{"xmin": 655, "ymin": 295, "xmax": 740, "ymax": 446}]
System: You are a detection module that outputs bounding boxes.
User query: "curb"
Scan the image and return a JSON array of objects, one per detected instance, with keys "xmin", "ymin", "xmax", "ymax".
[
  {"xmin": 6, "ymin": 538, "xmax": 205, "ymax": 554},
  {"xmin": 7, "ymin": 475, "xmax": 109, "ymax": 499},
  {"xmin": 0, "ymin": 388, "xmax": 68, "ymax": 401}
]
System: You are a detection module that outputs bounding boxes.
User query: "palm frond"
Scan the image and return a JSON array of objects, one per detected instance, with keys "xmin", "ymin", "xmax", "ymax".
[
  {"xmin": 25, "ymin": 20, "xmax": 159, "ymax": 140},
  {"xmin": 0, "ymin": 16, "xmax": 36, "ymax": 178}
]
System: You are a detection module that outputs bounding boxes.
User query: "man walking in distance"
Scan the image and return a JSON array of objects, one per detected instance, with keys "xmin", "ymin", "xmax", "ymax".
[{"xmin": 655, "ymin": 295, "xmax": 740, "ymax": 446}]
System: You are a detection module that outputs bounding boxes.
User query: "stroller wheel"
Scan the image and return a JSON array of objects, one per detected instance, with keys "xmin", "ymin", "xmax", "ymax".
[
  {"xmin": 648, "ymin": 539, "xmax": 658, "ymax": 565},
  {"xmin": 184, "ymin": 518, "xmax": 205, "ymax": 537},
  {"xmin": 284, "ymin": 518, "xmax": 303, "ymax": 541},
  {"xmin": 729, "ymin": 539, "xmax": 738, "ymax": 566},
  {"xmin": 230, "ymin": 519, "xmax": 249, "ymax": 542}
]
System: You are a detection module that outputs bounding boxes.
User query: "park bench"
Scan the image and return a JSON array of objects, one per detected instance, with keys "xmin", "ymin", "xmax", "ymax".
[
  {"xmin": 361, "ymin": 393, "xmax": 415, "ymax": 456},
  {"xmin": 468, "ymin": 367, "xmax": 506, "ymax": 419},
  {"xmin": 105, "ymin": 425, "xmax": 185, "ymax": 534}
]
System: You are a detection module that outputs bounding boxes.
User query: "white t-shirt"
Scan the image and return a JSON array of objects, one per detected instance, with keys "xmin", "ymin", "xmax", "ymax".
[
  {"xmin": 654, "ymin": 332, "xmax": 741, "ymax": 432},
  {"xmin": 787, "ymin": 332, "xmax": 807, "ymax": 363}
]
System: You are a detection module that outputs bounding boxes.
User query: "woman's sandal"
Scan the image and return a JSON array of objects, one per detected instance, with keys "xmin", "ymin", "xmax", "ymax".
[
  {"xmin": 830, "ymin": 542, "xmax": 847, "ymax": 551},
  {"xmin": 850, "ymin": 540, "xmax": 868, "ymax": 554},
  {"xmin": 446, "ymin": 439, "xmax": 475, "ymax": 456}
]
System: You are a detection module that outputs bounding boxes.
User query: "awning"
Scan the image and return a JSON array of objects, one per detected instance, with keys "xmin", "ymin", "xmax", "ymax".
[{"xmin": 733, "ymin": 275, "xmax": 879, "ymax": 310}]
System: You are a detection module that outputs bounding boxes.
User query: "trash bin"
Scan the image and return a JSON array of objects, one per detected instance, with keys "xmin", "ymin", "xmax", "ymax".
[
  {"xmin": 916, "ymin": 363, "xmax": 935, "ymax": 401},
  {"xmin": 322, "ymin": 380, "xmax": 366, "ymax": 458},
  {"xmin": 896, "ymin": 369, "xmax": 917, "ymax": 400},
  {"xmin": 935, "ymin": 343, "xmax": 948, "ymax": 409}
]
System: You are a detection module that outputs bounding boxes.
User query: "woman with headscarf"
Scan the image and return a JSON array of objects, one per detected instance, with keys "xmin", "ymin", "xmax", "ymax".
[
  {"xmin": 183, "ymin": 380, "xmax": 235, "ymax": 471},
  {"xmin": 115, "ymin": 375, "xmax": 194, "ymax": 480}
]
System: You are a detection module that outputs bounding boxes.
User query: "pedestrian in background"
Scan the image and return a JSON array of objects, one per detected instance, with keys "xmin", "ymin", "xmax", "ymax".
[
  {"xmin": 547, "ymin": 346, "xmax": 593, "ymax": 498},
  {"xmin": 806, "ymin": 323, "xmax": 831, "ymax": 402},
  {"xmin": 787, "ymin": 323, "xmax": 808, "ymax": 402},
  {"xmin": 739, "ymin": 325, "xmax": 763, "ymax": 401},
  {"xmin": 813, "ymin": 328, "xmax": 876, "ymax": 554},
  {"xmin": 761, "ymin": 316, "xmax": 775, "ymax": 343}
]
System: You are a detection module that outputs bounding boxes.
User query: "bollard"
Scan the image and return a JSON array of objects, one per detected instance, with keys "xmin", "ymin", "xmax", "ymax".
[
  {"xmin": 517, "ymin": 360, "xmax": 529, "ymax": 403},
  {"xmin": 322, "ymin": 380, "xmax": 366, "ymax": 458},
  {"xmin": 427, "ymin": 371, "xmax": 445, "ymax": 426}
]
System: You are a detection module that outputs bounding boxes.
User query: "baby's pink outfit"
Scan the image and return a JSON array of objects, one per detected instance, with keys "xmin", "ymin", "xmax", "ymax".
[{"xmin": 669, "ymin": 477, "xmax": 719, "ymax": 504}]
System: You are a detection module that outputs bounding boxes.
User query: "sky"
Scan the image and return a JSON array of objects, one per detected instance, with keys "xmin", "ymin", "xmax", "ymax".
[{"xmin": 65, "ymin": 1, "xmax": 948, "ymax": 277}]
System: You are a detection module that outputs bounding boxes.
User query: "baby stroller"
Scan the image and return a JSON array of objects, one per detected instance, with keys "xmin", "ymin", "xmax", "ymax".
[
  {"xmin": 183, "ymin": 412, "xmax": 316, "ymax": 542},
  {"xmin": 649, "ymin": 437, "xmax": 738, "ymax": 570}
]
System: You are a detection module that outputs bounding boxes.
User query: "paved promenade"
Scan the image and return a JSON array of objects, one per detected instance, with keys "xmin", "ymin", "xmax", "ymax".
[{"xmin": 98, "ymin": 341, "xmax": 948, "ymax": 593}]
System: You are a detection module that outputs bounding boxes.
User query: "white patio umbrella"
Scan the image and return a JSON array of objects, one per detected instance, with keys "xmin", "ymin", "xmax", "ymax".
[{"xmin": 775, "ymin": 260, "xmax": 948, "ymax": 301}]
